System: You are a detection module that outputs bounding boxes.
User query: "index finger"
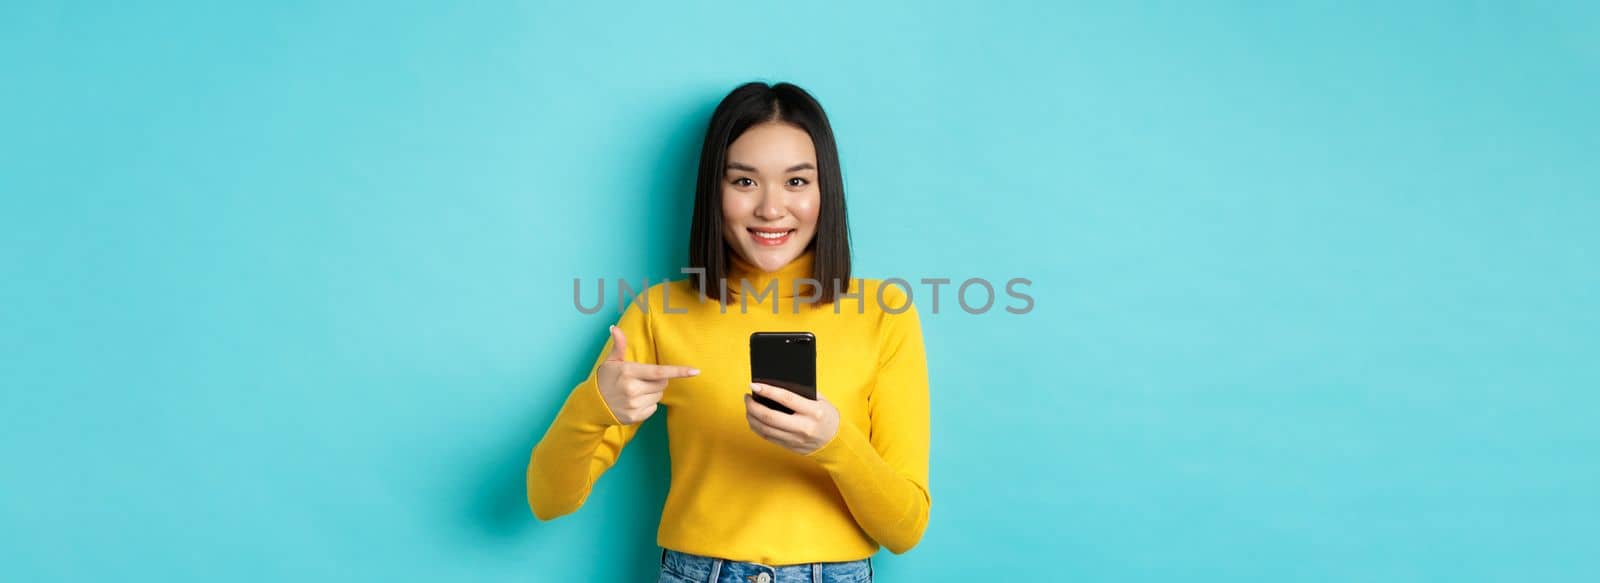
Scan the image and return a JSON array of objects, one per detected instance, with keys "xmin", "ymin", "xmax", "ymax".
[{"xmin": 631, "ymin": 363, "xmax": 701, "ymax": 380}]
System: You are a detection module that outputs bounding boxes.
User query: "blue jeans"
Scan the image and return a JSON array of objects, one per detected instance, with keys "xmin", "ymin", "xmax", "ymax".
[{"xmin": 657, "ymin": 548, "xmax": 873, "ymax": 583}]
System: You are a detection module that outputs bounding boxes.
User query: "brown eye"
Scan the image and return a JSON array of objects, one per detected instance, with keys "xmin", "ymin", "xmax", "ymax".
[
  {"xmin": 788, "ymin": 177, "xmax": 809, "ymax": 187},
  {"xmin": 732, "ymin": 177, "xmax": 754, "ymax": 187}
]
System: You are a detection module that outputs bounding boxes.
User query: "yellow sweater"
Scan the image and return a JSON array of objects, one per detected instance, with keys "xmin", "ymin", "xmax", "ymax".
[{"xmin": 526, "ymin": 249, "xmax": 931, "ymax": 564}]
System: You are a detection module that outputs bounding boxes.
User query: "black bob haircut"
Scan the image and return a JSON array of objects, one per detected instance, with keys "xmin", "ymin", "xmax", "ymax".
[{"xmin": 687, "ymin": 81, "xmax": 853, "ymax": 304}]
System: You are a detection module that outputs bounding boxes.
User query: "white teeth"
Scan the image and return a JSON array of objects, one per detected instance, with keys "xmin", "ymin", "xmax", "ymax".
[{"xmin": 752, "ymin": 230, "xmax": 789, "ymax": 239}]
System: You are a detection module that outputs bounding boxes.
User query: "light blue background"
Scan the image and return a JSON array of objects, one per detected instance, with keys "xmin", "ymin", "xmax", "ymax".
[{"xmin": 3, "ymin": 1, "xmax": 1597, "ymax": 581}]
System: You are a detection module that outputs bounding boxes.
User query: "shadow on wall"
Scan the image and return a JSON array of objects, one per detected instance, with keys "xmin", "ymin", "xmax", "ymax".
[{"xmin": 461, "ymin": 87, "xmax": 717, "ymax": 581}]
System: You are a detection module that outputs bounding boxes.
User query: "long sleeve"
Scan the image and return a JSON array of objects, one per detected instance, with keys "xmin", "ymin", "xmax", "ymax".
[
  {"xmin": 804, "ymin": 291, "xmax": 932, "ymax": 553},
  {"xmin": 526, "ymin": 296, "xmax": 657, "ymax": 521}
]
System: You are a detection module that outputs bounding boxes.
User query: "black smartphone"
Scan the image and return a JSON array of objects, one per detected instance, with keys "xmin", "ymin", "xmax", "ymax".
[{"xmin": 749, "ymin": 331, "xmax": 816, "ymax": 415}]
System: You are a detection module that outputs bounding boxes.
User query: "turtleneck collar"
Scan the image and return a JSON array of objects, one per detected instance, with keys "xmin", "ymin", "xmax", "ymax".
[{"xmin": 727, "ymin": 248, "xmax": 817, "ymax": 299}]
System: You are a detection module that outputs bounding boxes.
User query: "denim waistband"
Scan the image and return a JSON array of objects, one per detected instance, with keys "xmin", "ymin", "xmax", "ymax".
[{"xmin": 660, "ymin": 548, "xmax": 873, "ymax": 583}]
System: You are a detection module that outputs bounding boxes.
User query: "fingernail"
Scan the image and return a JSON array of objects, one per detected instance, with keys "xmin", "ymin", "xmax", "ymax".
[
  {"xmin": 689, "ymin": 369, "xmax": 701, "ymax": 376},
  {"xmin": 750, "ymin": 383, "xmax": 762, "ymax": 393}
]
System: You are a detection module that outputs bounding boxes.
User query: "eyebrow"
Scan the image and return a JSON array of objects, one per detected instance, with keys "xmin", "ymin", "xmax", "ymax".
[{"xmin": 725, "ymin": 161, "xmax": 817, "ymax": 173}]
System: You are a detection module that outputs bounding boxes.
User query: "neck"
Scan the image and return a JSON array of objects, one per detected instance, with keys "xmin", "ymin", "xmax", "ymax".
[{"xmin": 727, "ymin": 249, "xmax": 817, "ymax": 300}]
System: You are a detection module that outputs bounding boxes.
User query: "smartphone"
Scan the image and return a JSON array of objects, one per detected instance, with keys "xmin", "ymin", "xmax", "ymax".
[{"xmin": 749, "ymin": 331, "xmax": 816, "ymax": 415}]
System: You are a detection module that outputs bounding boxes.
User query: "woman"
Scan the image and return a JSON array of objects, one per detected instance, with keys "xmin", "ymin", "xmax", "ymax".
[{"xmin": 527, "ymin": 81, "xmax": 930, "ymax": 583}]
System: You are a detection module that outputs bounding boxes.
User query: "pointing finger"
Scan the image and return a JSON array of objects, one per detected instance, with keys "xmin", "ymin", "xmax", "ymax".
[{"xmin": 632, "ymin": 363, "xmax": 701, "ymax": 381}]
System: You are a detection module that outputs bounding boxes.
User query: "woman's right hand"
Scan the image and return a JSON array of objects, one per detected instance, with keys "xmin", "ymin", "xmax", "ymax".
[{"xmin": 597, "ymin": 325, "xmax": 700, "ymax": 425}]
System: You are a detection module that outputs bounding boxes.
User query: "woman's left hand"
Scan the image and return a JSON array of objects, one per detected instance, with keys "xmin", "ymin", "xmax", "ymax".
[{"xmin": 744, "ymin": 383, "xmax": 840, "ymax": 455}]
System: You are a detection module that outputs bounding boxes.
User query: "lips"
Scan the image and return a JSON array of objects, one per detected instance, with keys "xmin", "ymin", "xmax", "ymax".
[{"xmin": 747, "ymin": 227, "xmax": 795, "ymax": 247}]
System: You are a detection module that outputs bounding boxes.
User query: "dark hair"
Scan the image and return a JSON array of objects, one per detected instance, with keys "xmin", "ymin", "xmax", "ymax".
[{"xmin": 688, "ymin": 81, "xmax": 853, "ymax": 304}]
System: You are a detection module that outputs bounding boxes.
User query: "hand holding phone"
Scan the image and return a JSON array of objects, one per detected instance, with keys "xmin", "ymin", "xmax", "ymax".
[{"xmin": 746, "ymin": 331, "xmax": 840, "ymax": 455}]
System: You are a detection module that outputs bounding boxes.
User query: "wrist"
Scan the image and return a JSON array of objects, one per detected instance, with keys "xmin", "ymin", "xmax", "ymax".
[
  {"xmin": 804, "ymin": 419, "xmax": 858, "ymax": 466},
  {"xmin": 571, "ymin": 377, "xmax": 626, "ymax": 429}
]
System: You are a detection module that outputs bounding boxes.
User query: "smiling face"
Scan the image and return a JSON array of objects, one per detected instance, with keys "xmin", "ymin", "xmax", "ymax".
[{"xmin": 720, "ymin": 122, "xmax": 822, "ymax": 273}]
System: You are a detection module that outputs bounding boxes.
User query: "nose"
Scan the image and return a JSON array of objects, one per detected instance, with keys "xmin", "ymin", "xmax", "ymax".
[{"xmin": 755, "ymin": 186, "xmax": 784, "ymax": 220}]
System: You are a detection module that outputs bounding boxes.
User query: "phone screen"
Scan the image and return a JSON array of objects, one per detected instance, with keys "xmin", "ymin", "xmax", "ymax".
[{"xmin": 750, "ymin": 332, "xmax": 816, "ymax": 414}]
